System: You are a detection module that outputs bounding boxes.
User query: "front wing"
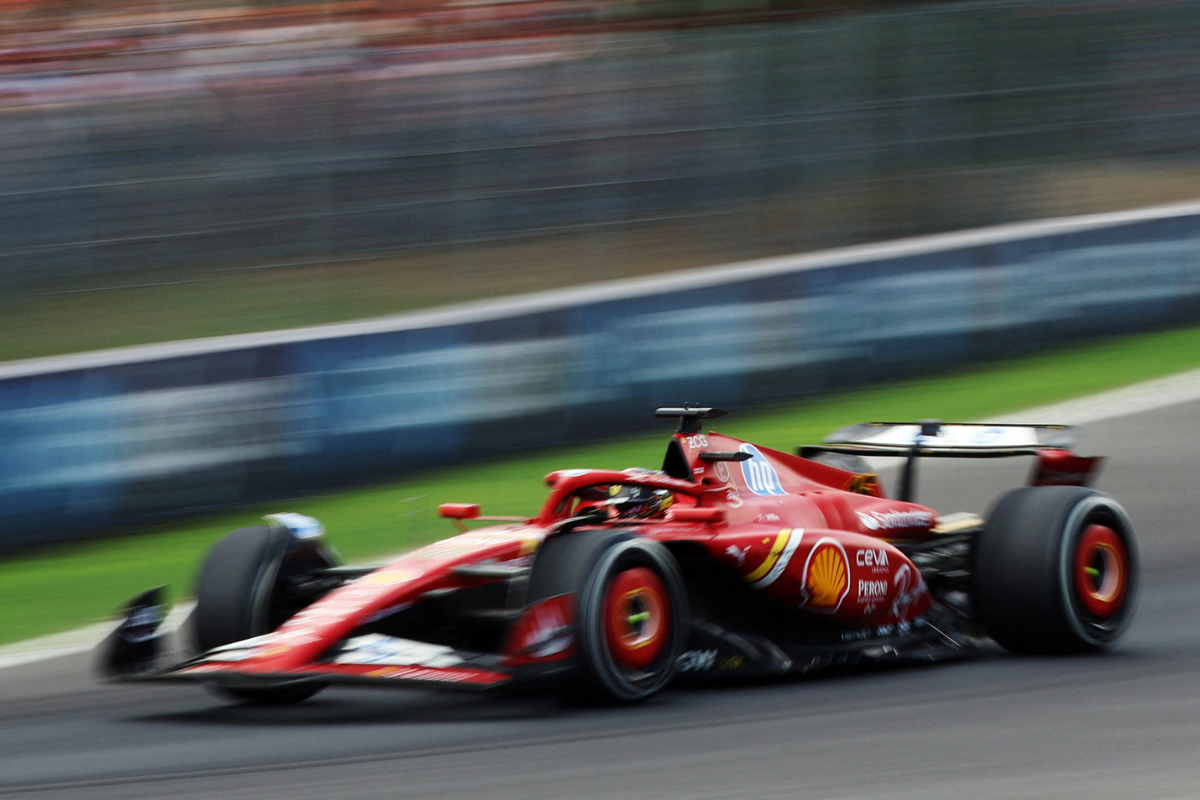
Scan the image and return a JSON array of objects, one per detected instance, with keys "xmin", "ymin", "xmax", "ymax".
[{"xmin": 97, "ymin": 588, "xmax": 566, "ymax": 693}]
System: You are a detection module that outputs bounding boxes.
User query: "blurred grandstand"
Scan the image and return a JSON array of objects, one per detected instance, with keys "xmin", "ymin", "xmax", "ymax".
[
  {"xmin": 2, "ymin": 0, "xmax": 1200, "ymax": 357},
  {"xmin": 0, "ymin": 0, "xmax": 921, "ymax": 50}
]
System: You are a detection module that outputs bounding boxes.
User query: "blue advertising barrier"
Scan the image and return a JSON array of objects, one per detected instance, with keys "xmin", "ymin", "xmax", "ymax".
[{"xmin": 3, "ymin": 203, "xmax": 1200, "ymax": 550}]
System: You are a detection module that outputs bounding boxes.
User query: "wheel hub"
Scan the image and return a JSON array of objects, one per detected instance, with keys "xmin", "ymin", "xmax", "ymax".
[
  {"xmin": 1074, "ymin": 524, "xmax": 1129, "ymax": 618},
  {"xmin": 603, "ymin": 567, "xmax": 670, "ymax": 670}
]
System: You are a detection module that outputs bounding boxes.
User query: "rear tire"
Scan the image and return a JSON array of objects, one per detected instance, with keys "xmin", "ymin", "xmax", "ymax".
[
  {"xmin": 973, "ymin": 486, "xmax": 1137, "ymax": 654},
  {"xmin": 527, "ymin": 530, "xmax": 688, "ymax": 702},
  {"xmin": 194, "ymin": 525, "xmax": 333, "ymax": 705}
]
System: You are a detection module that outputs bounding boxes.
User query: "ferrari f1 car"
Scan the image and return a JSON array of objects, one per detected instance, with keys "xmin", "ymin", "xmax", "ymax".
[{"xmin": 99, "ymin": 408, "xmax": 1137, "ymax": 704}]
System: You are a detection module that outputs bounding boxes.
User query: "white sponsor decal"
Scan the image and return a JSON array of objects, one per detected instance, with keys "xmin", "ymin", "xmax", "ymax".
[
  {"xmin": 855, "ymin": 548, "xmax": 889, "ymax": 567},
  {"xmin": 685, "ymin": 434, "xmax": 709, "ymax": 449},
  {"xmin": 966, "ymin": 426, "xmax": 1008, "ymax": 445},
  {"xmin": 859, "ymin": 424, "xmax": 1040, "ymax": 449},
  {"xmin": 840, "ymin": 616, "xmax": 925, "ymax": 643},
  {"xmin": 677, "ymin": 649, "xmax": 718, "ymax": 672},
  {"xmin": 857, "ymin": 509, "xmax": 934, "ymax": 531},
  {"xmin": 857, "ymin": 579, "xmax": 888, "ymax": 599},
  {"xmin": 738, "ymin": 444, "xmax": 787, "ymax": 496},
  {"xmin": 725, "ymin": 544, "xmax": 749, "ymax": 566},
  {"xmin": 725, "ymin": 487, "xmax": 743, "ymax": 508},
  {"xmin": 335, "ymin": 634, "xmax": 463, "ymax": 668},
  {"xmin": 889, "ymin": 564, "xmax": 927, "ymax": 620}
]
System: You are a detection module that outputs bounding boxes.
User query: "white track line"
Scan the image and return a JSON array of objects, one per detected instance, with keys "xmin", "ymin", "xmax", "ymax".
[
  {"xmin": 4, "ymin": 198, "xmax": 1200, "ymax": 381},
  {"xmin": 0, "ymin": 603, "xmax": 193, "ymax": 672},
  {"xmin": 5, "ymin": 364, "xmax": 1200, "ymax": 671},
  {"xmin": 985, "ymin": 366, "xmax": 1200, "ymax": 426}
]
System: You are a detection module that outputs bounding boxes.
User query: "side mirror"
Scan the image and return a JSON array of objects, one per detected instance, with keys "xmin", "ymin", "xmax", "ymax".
[
  {"xmin": 438, "ymin": 503, "xmax": 481, "ymax": 520},
  {"xmin": 439, "ymin": 503, "xmax": 480, "ymax": 533}
]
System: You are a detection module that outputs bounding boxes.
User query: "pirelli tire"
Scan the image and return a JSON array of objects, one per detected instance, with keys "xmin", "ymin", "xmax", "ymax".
[
  {"xmin": 973, "ymin": 486, "xmax": 1137, "ymax": 654},
  {"xmin": 527, "ymin": 530, "xmax": 688, "ymax": 702},
  {"xmin": 193, "ymin": 525, "xmax": 336, "ymax": 705}
]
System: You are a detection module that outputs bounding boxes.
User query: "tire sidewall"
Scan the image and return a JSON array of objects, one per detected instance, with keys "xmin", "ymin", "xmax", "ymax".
[
  {"xmin": 974, "ymin": 486, "xmax": 1138, "ymax": 654},
  {"xmin": 1056, "ymin": 495, "xmax": 1138, "ymax": 648},
  {"xmin": 575, "ymin": 537, "xmax": 688, "ymax": 701},
  {"xmin": 192, "ymin": 525, "xmax": 331, "ymax": 704},
  {"xmin": 193, "ymin": 525, "xmax": 290, "ymax": 653},
  {"xmin": 529, "ymin": 530, "xmax": 688, "ymax": 702}
]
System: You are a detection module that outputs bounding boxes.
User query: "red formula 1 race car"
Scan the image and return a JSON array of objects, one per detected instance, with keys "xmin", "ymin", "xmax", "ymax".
[{"xmin": 99, "ymin": 408, "xmax": 1137, "ymax": 704}]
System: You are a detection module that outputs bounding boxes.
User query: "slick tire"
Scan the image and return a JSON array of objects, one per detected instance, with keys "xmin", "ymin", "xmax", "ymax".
[
  {"xmin": 528, "ymin": 530, "xmax": 688, "ymax": 702},
  {"xmin": 193, "ymin": 525, "xmax": 328, "ymax": 705},
  {"xmin": 973, "ymin": 486, "xmax": 1137, "ymax": 654}
]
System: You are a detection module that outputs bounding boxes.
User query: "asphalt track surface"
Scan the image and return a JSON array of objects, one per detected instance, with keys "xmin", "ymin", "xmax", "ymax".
[{"xmin": 2, "ymin": 400, "xmax": 1198, "ymax": 799}]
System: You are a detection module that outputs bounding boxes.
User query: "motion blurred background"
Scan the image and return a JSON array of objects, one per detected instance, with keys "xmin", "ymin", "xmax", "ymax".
[
  {"xmin": 4, "ymin": 0, "xmax": 1200, "ymax": 358},
  {"xmin": 4, "ymin": 0, "xmax": 1200, "ymax": 550}
]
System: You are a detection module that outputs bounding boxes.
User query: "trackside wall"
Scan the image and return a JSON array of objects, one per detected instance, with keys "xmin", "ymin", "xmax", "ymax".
[{"xmin": 3, "ymin": 203, "xmax": 1200, "ymax": 549}]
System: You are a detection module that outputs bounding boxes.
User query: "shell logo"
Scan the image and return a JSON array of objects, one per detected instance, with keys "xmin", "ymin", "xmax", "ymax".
[{"xmin": 802, "ymin": 538, "xmax": 850, "ymax": 612}]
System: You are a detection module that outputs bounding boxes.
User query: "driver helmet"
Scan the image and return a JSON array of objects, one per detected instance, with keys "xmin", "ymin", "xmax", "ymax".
[{"xmin": 606, "ymin": 484, "xmax": 674, "ymax": 520}]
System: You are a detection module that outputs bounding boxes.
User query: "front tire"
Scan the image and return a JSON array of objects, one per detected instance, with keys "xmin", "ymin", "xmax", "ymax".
[
  {"xmin": 193, "ymin": 525, "xmax": 335, "ymax": 704},
  {"xmin": 528, "ymin": 531, "xmax": 688, "ymax": 702},
  {"xmin": 973, "ymin": 486, "xmax": 1137, "ymax": 654}
]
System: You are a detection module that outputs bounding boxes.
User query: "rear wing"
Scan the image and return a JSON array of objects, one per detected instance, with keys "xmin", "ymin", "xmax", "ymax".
[
  {"xmin": 799, "ymin": 421, "xmax": 1102, "ymax": 501},
  {"xmin": 802, "ymin": 421, "xmax": 1078, "ymax": 458}
]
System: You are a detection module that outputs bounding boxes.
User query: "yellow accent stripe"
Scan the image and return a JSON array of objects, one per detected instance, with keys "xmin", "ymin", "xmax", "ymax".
[
  {"xmin": 744, "ymin": 529, "xmax": 791, "ymax": 583},
  {"xmin": 930, "ymin": 512, "xmax": 984, "ymax": 534}
]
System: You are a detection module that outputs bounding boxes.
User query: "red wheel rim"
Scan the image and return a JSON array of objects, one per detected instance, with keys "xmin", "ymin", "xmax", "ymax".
[
  {"xmin": 1074, "ymin": 524, "xmax": 1128, "ymax": 618},
  {"xmin": 603, "ymin": 567, "xmax": 670, "ymax": 670}
]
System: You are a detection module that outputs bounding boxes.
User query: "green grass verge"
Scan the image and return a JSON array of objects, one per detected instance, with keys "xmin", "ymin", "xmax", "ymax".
[{"xmin": 4, "ymin": 322, "xmax": 1200, "ymax": 647}]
